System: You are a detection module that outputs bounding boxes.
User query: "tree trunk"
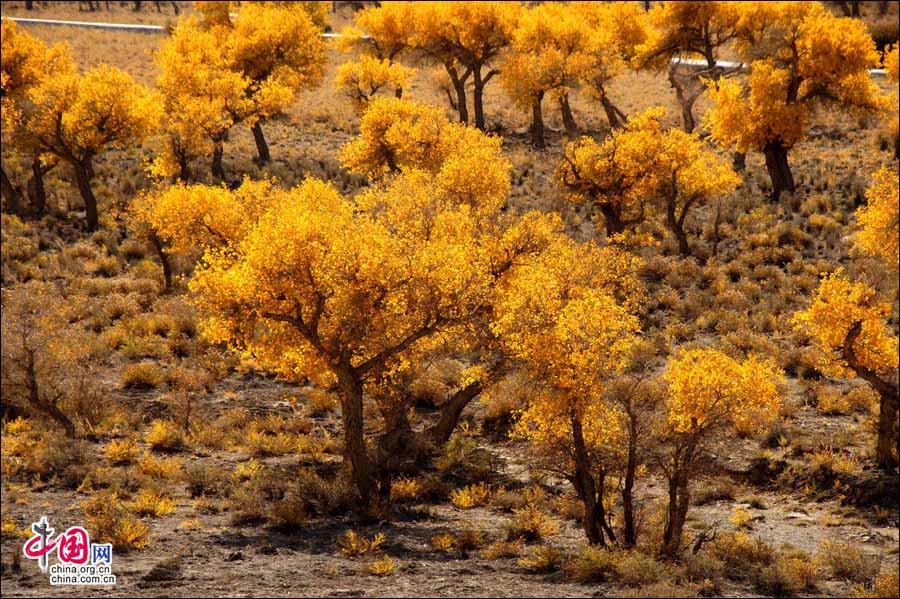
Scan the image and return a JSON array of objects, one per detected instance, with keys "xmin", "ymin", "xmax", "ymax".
[
  {"xmin": 762, "ymin": 140, "xmax": 795, "ymax": 201},
  {"xmin": 251, "ymin": 119, "xmax": 271, "ymax": 166},
  {"xmin": 660, "ymin": 468, "xmax": 691, "ymax": 558},
  {"xmin": 336, "ymin": 365, "xmax": 377, "ymax": 506},
  {"xmin": 559, "ymin": 92, "xmax": 578, "ymax": 138},
  {"xmin": 598, "ymin": 89, "xmax": 625, "ymax": 130},
  {"xmin": 732, "ymin": 151, "xmax": 746, "ymax": 172},
  {"xmin": 27, "ymin": 158, "xmax": 48, "ymax": 217},
  {"xmin": 876, "ymin": 391, "xmax": 899, "ymax": 469},
  {"xmin": 622, "ymin": 417, "xmax": 638, "ymax": 548},
  {"xmin": 599, "ymin": 204, "xmax": 625, "ymax": 237},
  {"xmin": 447, "ymin": 66, "xmax": 469, "ymax": 125},
  {"xmin": 25, "ymin": 352, "xmax": 76, "ymax": 438},
  {"xmin": 72, "ymin": 158, "xmax": 99, "ymax": 232},
  {"xmin": 473, "ymin": 66, "xmax": 486, "ymax": 131},
  {"xmin": 426, "ymin": 381, "xmax": 483, "ymax": 446},
  {"xmin": 211, "ymin": 141, "xmax": 226, "ymax": 181},
  {"xmin": 177, "ymin": 152, "xmax": 192, "ymax": 183},
  {"xmin": 530, "ymin": 92, "xmax": 545, "ymax": 150},
  {"xmin": 665, "ymin": 194, "xmax": 691, "ymax": 257},
  {"xmin": 1, "ymin": 164, "xmax": 23, "ymax": 215},
  {"xmin": 149, "ymin": 231, "xmax": 173, "ymax": 292},
  {"xmin": 571, "ymin": 413, "xmax": 605, "ymax": 545}
]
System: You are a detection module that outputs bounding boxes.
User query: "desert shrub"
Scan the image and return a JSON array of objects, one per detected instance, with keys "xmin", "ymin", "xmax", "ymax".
[
  {"xmin": 338, "ymin": 530, "xmax": 385, "ymax": 558},
  {"xmin": 367, "ymin": 556, "xmax": 396, "ymax": 576},
  {"xmin": 2, "ymin": 427, "xmax": 91, "ymax": 488},
  {"xmin": 850, "ymin": 571, "xmax": 900, "ymax": 598},
  {"xmin": 135, "ymin": 452, "xmax": 183, "ymax": 480},
  {"xmin": 128, "ymin": 489, "xmax": 177, "ymax": 517},
  {"xmin": 566, "ymin": 545, "xmax": 619, "ymax": 582},
  {"xmin": 184, "ymin": 463, "xmax": 223, "ymax": 498},
  {"xmin": 683, "ymin": 551, "xmax": 725, "ymax": 585},
  {"xmin": 753, "ymin": 551, "xmax": 820, "ymax": 595},
  {"xmin": 121, "ymin": 362, "xmax": 164, "ymax": 390},
  {"xmin": 435, "ymin": 432, "xmax": 493, "ymax": 481},
  {"xmin": 83, "ymin": 492, "xmax": 150, "ymax": 551},
  {"xmin": 817, "ymin": 540, "xmax": 881, "ymax": 583},
  {"xmin": 807, "ymin": 446, "xmax": 862, "ymax": 476},
  {"xmin": 144, "ymin": 419, "xmax": 186, "ymax": 452},
  {"xmin": 481, "ymin": 538, "xmax": 524, "ymax": 560},
  {"xmin": 103, "ymin": 438, "xmax": 140, "ymax": 466},
  {"xmin": 450, "ymin": 483, "xmax": 492, "ymax": 509},
  {"xmin": 506, "ymin": 504, "xmax": 559, "ymax": 542},
  {"xmin": 390, "ymin": 477, "xmax": 422, "ymax": 504},
  {"xmin": 518, "ymin": 545, "xmax": 564, "ymax": 572},
  {"xmin": 708, "ymin": 532, "xmax": 774, "ymax": 579}
]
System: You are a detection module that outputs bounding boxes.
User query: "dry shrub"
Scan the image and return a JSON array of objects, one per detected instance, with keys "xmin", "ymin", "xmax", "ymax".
[
  {"xmin": 506, "ymin": 504, "xmax": 559, "ymax": 542},
  {"xmin": 103, "ymin": 438, "xmax": 139, "ymax": 466},
  {"xmin": 817, "ymin": 540, "xmax": 881, "ymax": 583},
  {"xmin": 121, "ymin": 361, "xmax": 164, "ymax": 390},
  {"xmin": 850, "ymin": 571, "xmax": 900, "ymax": 598},
  {"xmin": 450, "ymin": 483, "xmax": 492, "ymax": 509},
  {"xmin": 566, "ymin": 546, "xmax": 667, "ymax": 586},
  {"xmin": 338, "ymin": 530, "xmax": 385, "ymax": 558},
  {"xmin": 83, "ymin": 492, "xmax": 150, "ymax": 552},
  {"xmin": 144, "ymin": 419, "xmax": 186, "ymax": 452},
  {"xmin": 518, "ymin": 544, "xmax": 564, "ymax": 572},
  {"xmin": 753, "ymin": 551, "xmax": 820, "ymax": 595},
  {"xmin": 128, "ymin": 489, "xmax": 177, "ymax": 517},
  {"xmin": 481, "ymin": 538, "xmax": 524, "ymax": 560},
  {"xmin": 708, "ymin": 532, "xmax": 774, "ymax": 580}
]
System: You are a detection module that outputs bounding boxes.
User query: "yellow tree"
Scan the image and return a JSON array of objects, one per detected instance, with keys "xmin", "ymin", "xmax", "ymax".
[
  {"xmin": 153, "ymin": 16, "xmax": 253, "ymax": 182},
  {"xmin": 337, "ymin": 1, "xmax": 417, "ymax": 111},
  {"xmin": 225, "ymin": 2, "xmax": 327, "ymax": 165},
  {"xmin": 855, "ymin": 166, "xmax": 899, "ymax": 271},
  {"xmin": 884, "ymin": 44, "xmax": 898, "ymax": 158},
  {"xmin": 654, "ymin": 126, "xmax": 740, "ymax": 257},
  {"xmin": 25, "ymin": 65, "xmax": 160, "ymax": 231},
  {"xmin": 661, "ymin": 349, "xmax": 783, "ymax": 557},
  {"xmin": 794, "ymin": 271, "xmax": 899, "ymax": 468},
  {"xmin": 704, "ymin": 2, "xmax": 888, "ymax": 199},
  {"xmin": 570, "ymin": 1, "xmax": 647, "ymax": 130},
  {"xmin": 493, "ymin": 236, "xmax": 643, "ymax": 546},
  {"xmin": 411, "ymin": 1, "xmax": 519, "ymax": 130},
  {"xmin": 558, "ymin": 106, "xmax": 735, "ymax": 250},
  {"xmin": 638, "ymin": 1, "xmax": 744, "ymax": 133},
  {"xmin": 135, "ymin": 113, "xmax": 526, "ymax": 508},
  {"xmin": 335, "ymin": 55, "xmax": 414, "ymax": 112},
  {"xmin": 1, "ymin": 21, "xmax": 73, "ymax": 216},
  {"xmin": 499, "ymin": 3, "xmax": 589, "ymax": 149}
]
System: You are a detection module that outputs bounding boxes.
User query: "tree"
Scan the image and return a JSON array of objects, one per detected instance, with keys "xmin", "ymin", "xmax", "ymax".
[
  {"xmin": 25, "ymin": 65, "xmax": 160, "ymax": 231},
  {"xmin": 570, "ymin": 2, "xmax": 647, "ymax": 130},
  {"xmin": 152, "ymin": 16, "xmax": 253, "ymax": 182},
  {"xmin": 884, "ymin": 45, "xmax": 898, "ymax": 158},
  {"xmin": 660, "ymin": 348, "xmax": 783, "ymax": 557},
  {"xmin": 136, "ymin": 109, "xmax": 529, "ymax": 510},
  {"xmin": 0, "ymin": 282, "xmax": 98, "ymax": 438},
  {"xmin": 499, "ymin": 2, "xmax": 589, "ymax": 148},
  {"xmin": 225, "ymin": 2, "xmax": 327, "ymax": 165},
  {"xmin": 1, "ymin": 21, "xmax": 73, "ymax": 216},
  {"xmin": 337, "ymin": 0, "xmax": 417, "ymax": 112},
  {"xmin": 335, "ymin": 55, "xmax": 414, "ymax": 111},
  {"xmin": 493, "ymin": 236, "xmax": 644, "ymax": 546},
  {"xmin": 411, "ymin": 1, "xmax": 519, "ymax": 130},
  {"xmin": 855, "ymin": 166, "xmax": 899, "ymax": 271},
  {"xmin": 339, "ymin": 97, "xmax": 510, "ymax": 209},
  {"xmin": 793, "ymin": 271, "xmax": 899, "ymax": 469},
  {"xmin": 704, "ymin": 2, "xmax": 888, "ymax": 200},
  {"xmin": 638, "ymin": 1, "xmax": 744, "ymax": 134},
  {"xmin": 653, "ymin": 126, "xmax": 740, "ymax": 257},
  {"xmin": 558, "ymin": 109, "xmax": 668, "ymax": 239}
]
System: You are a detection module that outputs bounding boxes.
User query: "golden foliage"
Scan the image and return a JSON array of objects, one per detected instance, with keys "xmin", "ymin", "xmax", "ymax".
[
  {"xmin": 793, "ymin": 270, "xmax": 898, "ymax": 378},
  {"xmin": 855, "ymin": 166, "xmax": 899, "ymax": 270},
  {"xmin": 664, "ymin": 348, "xmax": 783, "ymax": 435}
]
